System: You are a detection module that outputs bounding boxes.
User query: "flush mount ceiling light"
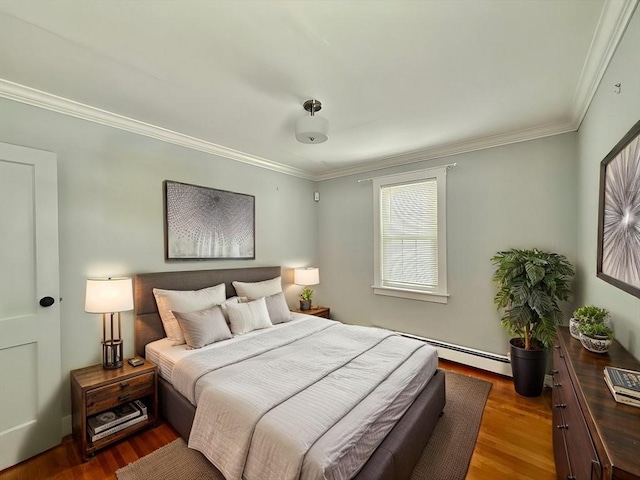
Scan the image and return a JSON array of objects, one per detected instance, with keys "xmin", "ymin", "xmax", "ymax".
[{"xmin": 295, "ymin": 99, "xmax": 328, "ymax": 144}]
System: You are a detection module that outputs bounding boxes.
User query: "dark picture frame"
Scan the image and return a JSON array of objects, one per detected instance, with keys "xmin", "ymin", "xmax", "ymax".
[
  {"xmin": 596, "ymin": 120, "xmax": 640, "ymax": 298},
  {"xmin": 164, "ymin": 180, "xmax": 255, "ymax": 260}
]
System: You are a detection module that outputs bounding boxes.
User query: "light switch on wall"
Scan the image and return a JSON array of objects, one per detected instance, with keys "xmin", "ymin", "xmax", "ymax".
[{"xmin": 314, "ymin": 192, "xmax": 320, "ymax": 202}]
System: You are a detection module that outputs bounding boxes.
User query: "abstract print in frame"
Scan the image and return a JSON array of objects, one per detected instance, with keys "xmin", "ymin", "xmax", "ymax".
[
  {"xmin": 164, "ymin": 180, "xmax": 255, "ymax": 260},
  {"xmin": 597, "ymin": 120, "xmax": 640, "ymax": 298}
]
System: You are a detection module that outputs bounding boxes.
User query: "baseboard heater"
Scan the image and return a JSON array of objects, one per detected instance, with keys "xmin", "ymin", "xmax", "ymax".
[{"xmin": 388, "ymin": 329, "xmax": 512, "ymax": 377}]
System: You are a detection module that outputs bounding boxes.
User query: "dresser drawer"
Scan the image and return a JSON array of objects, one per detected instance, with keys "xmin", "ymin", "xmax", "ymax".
[
  {"xmin": 552, "ymin": 344, "xmax": 600, "ymax": 479},
  {"xmin": 562, "ymin": 385, "xmax": 601, "ymax": 480},
  {"xmin": 86, "ymin": 372, "xmax": 155, "ymax": 415},
  {"xmin": 552, "ymin": 354, "xmax": 573, "ymax": 480}
]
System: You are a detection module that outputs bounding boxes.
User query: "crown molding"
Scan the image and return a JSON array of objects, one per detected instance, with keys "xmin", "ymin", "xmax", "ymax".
[
  {"xmin": 316, "ymin": 120, "xmax": 577, "ymax": 181},
  {"xmin": 0, "ymin": 79, "xmax": 315, "ymax": 181},
  {"xmin": 570, "ymin": 0, "xmax": 639, "ymax": 128}
]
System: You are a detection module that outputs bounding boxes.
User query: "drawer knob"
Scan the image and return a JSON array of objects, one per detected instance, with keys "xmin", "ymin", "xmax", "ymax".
[
  {"xmin": 118, "ymin": 393, "xmax": 131, "ymax": 402},
  {"xmin": 556, "ymin": 424, "xmax": 569, "ymax": 430},
  {"xmin": 567, "ymin": 476, "xmax": 576, "ymax": 480},
  {"xmin": 553, "ymin": 383, "xmax": 562, "ymax": 387},
  {"xmin": 554, "ymin": 345, "xmax": 560, "ymax": 349},
  {"xmin": 554, "ymin": 403, "xmax": 567, "ymax": 408},
  {"xmin": 120, "ymin": 381, "xmax": 130, "ymax": 389},
  {"xmin": 551, "ymin": 369, "xmax": 558, "ymax": 374}
]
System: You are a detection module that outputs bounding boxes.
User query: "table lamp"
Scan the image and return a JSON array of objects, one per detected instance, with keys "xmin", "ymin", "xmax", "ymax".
[
  {"xmin": 294, "ymin": 267, "xmax": 320, "ymax": 310},
  {"xmin": 85, "ymin": 277, "xmax": 134, "ymax": 369}
]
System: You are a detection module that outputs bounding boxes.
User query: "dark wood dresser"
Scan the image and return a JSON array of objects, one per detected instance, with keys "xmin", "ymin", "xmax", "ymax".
[{"xmin": 552, "ymin": 327, "xmax": 640, "ymax": 480}]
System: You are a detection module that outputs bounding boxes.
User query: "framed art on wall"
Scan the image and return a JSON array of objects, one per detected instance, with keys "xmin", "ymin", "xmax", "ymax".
[
  {"xmin": 596, "ymin": 120, "xmax": 640, "ymax": 298},
  {"xmin": 164, "ymin": 180, "xmax": 255, "ymax": 260}
]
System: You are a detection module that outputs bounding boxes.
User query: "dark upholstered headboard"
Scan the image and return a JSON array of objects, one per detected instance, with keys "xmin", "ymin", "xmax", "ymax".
[{"xmin": 133, "ymin": 266, "xmax": 281, "ymax": 357}]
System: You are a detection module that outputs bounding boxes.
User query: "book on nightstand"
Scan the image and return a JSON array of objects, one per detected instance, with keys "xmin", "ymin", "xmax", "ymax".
[
  {"xmin": 89, "ymin": 413, "xmax": 148, "ymax": 442},
  {"xmin": 87, "ymin": 402, "xmax": 141, "ymax": 435},
  {"xmin": 604, "ymin": 366, "xmax": 640, "ymax": 399}
]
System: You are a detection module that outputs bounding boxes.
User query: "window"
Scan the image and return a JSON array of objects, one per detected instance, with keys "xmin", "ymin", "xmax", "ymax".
[{"xmin": 373, "ymin": 167, "xmax": 448, "ymax": 303}]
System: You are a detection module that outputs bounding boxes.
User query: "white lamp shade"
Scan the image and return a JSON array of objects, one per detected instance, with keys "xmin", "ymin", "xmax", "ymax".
[
  {"xmin": 85, "ymin": 278, "xmax": 134, "ymax": 313},
  {"xmin": 295, "ymin": 115, "xmax": 328, "ymax": 144},
  {"xmin": 294, "ymin": 267, "xmax": 320, "ymax": 286}
]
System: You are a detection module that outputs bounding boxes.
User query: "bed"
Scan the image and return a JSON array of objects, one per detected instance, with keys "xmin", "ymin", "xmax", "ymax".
[{"xmin": 134, "ymin": 266, "xmax": 445, "ymax": 480}]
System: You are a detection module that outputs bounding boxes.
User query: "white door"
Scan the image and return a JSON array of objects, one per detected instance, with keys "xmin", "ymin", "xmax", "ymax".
[{"xmin": 0, "ymin": 142, "xmax": 61, "ymax": 470}]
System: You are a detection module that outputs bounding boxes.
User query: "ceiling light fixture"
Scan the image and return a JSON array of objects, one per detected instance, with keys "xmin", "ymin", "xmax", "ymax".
[{"xmin": 295, "ymin": 99, "xmax": 328, "ymax": 144}]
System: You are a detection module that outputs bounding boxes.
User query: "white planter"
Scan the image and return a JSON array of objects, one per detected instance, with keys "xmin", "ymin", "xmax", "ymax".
[
  {"xmin": 579, "ymin": 333, "xmax": 612, "ymax": 353},
  {"xmin": 569, "ymin": 317, "xmax": 581, "ymax": 339}
]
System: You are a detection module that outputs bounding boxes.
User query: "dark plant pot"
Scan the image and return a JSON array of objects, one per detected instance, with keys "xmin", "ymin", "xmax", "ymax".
[
  {"xmin": 510, "ymin": 338, "xmax": 548, "ymax": 397},
  {"xmin": 300, "ymin": 300, "xmax": 312, "ymax": 311}
]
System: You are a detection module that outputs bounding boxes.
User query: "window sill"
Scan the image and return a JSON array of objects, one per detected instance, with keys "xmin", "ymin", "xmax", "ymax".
[{"xmin": 372, "ymin": 286, "xmax": 449, "ymax": 304}]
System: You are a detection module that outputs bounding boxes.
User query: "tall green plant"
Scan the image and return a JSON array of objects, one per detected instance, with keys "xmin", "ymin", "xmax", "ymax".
[{"xmin": 491, "ymin": 248, "xmax": 574, "ymax": 350}]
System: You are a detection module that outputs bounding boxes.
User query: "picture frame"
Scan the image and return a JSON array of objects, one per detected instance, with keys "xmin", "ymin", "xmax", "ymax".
[
  {"xmin": 596, "ymin": 120, "xmax": 640, "ymax": 298},
  {"xmin": 164, "ymin": 180, "xmax": 255, "ymax": 260}
]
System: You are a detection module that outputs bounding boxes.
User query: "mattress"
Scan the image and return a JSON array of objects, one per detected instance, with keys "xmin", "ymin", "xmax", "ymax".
[{"xmin": 147, "ymin": 315, "xmax": 438, "ymax": 480}]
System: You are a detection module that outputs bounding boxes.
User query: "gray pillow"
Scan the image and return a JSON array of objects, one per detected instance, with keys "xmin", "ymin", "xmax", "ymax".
[
  {"xmin": 172, "ymin": 305, "xmax": 232, "ymax": 349},
  {"xmin": 264, "ymin": 292, "xmax": 292, "ymax": 325}
]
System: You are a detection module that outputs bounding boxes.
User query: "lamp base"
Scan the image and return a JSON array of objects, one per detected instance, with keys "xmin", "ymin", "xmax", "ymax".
[{"xmin": 103, "ymin": 339, "xmax": 123, "ymax": 369}]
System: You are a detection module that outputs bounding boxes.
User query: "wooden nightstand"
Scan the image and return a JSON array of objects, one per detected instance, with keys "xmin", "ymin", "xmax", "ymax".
[
  {"xmin": 294, "ymin": 306, "xmax": 330, "ymax": 318},
  {"xmin": 70, "ymin": 360, "xmax": 158, "ymax": 460}
]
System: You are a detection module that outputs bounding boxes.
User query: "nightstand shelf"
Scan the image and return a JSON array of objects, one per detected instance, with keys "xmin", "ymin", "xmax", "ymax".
[
  {"xmin": 71, "ymin": 360, "xmax": 158, "ymax": 460},
  {"xmin": 294, "ymin": 306, "xmax": 330, "ymax": 318}
]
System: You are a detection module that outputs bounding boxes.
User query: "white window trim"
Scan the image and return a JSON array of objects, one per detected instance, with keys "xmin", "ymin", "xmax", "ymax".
[{"xmin": 372, "ymin": 167, "xmax": 448, "ymax": 303}]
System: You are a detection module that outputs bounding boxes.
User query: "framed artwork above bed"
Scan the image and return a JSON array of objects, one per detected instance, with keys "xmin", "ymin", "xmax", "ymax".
[
  {"xmin": 164, "ymin": 180, "xmax": 255, "ymax": 260},
  {"xmin": 596, "ymin": 120, "xmax": 640, "ymax": 298}
]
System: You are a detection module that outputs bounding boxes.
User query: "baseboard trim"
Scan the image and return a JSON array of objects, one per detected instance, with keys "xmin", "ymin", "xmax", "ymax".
[{"xmin": 392, "ymin": 330, "xmax": 513, "ymax": 377}]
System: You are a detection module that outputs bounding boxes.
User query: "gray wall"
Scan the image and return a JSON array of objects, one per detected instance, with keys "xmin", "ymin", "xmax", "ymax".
[
  {"xmin": 317, "ymin": 133, "xmax": 578, "ymax": 355},
  {"xmin": 575, "ymin": 8, "xmax": 640, "ymax": 358},
  {"xmin": 0, "ymin": 99, "xmax": 319, "ymax": 419}
]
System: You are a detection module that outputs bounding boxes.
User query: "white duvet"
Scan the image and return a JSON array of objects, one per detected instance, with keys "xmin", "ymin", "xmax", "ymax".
[{"xmin": 169, "ymin": 317, "xmax": 437, "ymax": 480}]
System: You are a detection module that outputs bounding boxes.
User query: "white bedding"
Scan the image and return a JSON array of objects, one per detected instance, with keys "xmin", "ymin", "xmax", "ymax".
[
  {"xmin": 147, "ymin": 315, "xmax": 438, "ymax": 480},
  {"xmin": 146, "ymin": 313, "xmax": 312, "ymax": 382}
]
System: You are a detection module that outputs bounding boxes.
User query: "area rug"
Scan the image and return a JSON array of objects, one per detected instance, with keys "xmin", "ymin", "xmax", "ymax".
[{"xmin": 116, "ymin": 370, "xmax": 491, "ymax": 480}]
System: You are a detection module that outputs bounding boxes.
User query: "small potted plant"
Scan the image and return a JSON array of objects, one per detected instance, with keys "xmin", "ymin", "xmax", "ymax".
[
  {"xmin": 570, "ymin": 305, "xmax": 611, "ymax": 339},
  {"xmin": 578, "ymin": 322, "xmax": 614, "ymax": 353},
  {"xmin": 299, "ymin": 286, "xmax": 313, "ymax": 311}
]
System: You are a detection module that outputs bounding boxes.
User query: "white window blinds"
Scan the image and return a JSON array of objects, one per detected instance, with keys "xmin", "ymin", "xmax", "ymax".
[
  {"xmin": 380, "ymin": 178, "xmax": 438, "ymax": 290},
  {"xmin": 372, "ymin": 166, "xmax": 448, "ymax": 303}
]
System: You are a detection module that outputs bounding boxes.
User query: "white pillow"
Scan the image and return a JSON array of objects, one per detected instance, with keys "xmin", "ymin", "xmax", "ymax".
[
  {"xmin": 232, "ymin": 276, "xmax": 282, "ymax": 300},
  {"xmin": 153, "ymin": 284, "xmax": 226, "ymax": 345},
  {"xmin": 264, "ymin": 292, "xmax": 292, "ymax": 325},
  {"xmin": 216, "ymin": 296, "xmax": 248, "ymax": 324},
  {"xmin": 226, "ymin": 297, "xmax": 273, "ymax": 335}
]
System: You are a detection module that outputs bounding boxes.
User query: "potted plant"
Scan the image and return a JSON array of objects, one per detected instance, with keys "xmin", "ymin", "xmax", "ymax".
[
  {"xmin": 578, "ymin": 322, "xmax": 614, "ymax": 353},
  {"xmin": 569, "ymin": 305, "xmax": 610, "ymax": 339},
  {"xmin": 299, "ymin": 286, "xmax": 313, "ymax": 311},
  {"xmin": 492, "ymin": 248, "xmax": 574, "ymax": 397}
]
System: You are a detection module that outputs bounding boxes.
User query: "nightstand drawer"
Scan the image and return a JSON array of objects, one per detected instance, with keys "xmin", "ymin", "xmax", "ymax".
[{"xmin": 86, "ymin": 372, "xmax": 154, "ymax": 415}]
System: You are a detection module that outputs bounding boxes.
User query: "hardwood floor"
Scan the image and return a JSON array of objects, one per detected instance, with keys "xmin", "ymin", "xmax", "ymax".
[
  {"xmin": 447, "ymin": 360, "xmax": 556, "ymax": 480},
  {"xmin": 0, "ymin": 360, "xmax": 555, "ymax": 480}
]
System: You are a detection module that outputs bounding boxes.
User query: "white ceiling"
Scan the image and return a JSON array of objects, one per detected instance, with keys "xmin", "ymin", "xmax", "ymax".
[{"xmin": 0, "ymin": 0, "xmax": 635, "ymax": 180}]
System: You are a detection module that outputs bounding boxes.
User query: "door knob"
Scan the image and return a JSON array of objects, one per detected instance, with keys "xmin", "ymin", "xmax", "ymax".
[{"xmin": 39, "ymin": 296, "xmax": 55, "ymax": 307}]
